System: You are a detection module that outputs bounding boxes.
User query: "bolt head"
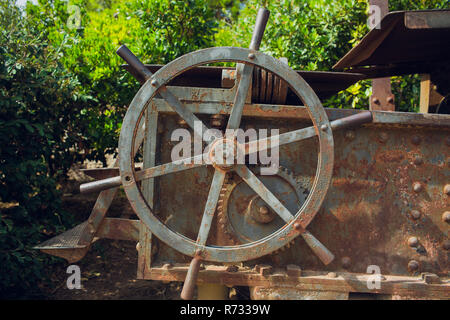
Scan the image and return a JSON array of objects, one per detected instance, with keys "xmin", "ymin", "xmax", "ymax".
[
  {"xmin": 372, "ymin": 97, "xmax": 380, "ymax": 105},
  {"xmin": 444, "ymin": 185, "xmax": 450, "ymax": 196},
  {"xmin": 413, "ymin": 182, "xmax": 422, "ymax": 193},
  {"xmin": 408, "ymin": 260, "xmax": 419, "ymax": 272},
  {"xmin": 411, "ymin": 136, "xmax": 421, "ymax": 145},
  {"xmin": 442, "ymin": 211, "xmax": 450, "ymax": 223},
  {"xmin": 293, "ymin": 222, "xmax": 302, "ymax": 231},
  {"xmin": 408, "ymin": 237, "xmax": 419, "ymax": 247},
  {"xmin": 320, "ymin": 124, "xmax": 328, "ymax": 132},
  {"xmin": 411, "ymin": 210, "xmax": 421, "ymax": 220},
  {"xmin": 341, "ymin": 257, "xmax": 351, "ymax": 269},
  {"xmin": 442, "ymin": 240, "xmax": 450, "ymax": 251},
  {"xmin": 387, "ymin": 96, "xmax": 394, "ymax": 104},
  {"xmin": 150, "ymin": 79, "xmax": 157, "ymax": 86},
  {"xmin": 378, "ymin": 132, "xmax": 388, "ymax": 143},
  {"xmin": 259, "ymin": 206, "xmax": 269, "ymax": 215},
  {"xmin": 345, "ymin": 130, "xmax": 355, "ymax": 141},
  {"xmin": 248, "ymin": 53, "xmax": 255, "ymax": 59},
  {"xmin": 413, "ymin": 156, "xmax": 423, "ymax": 166}
]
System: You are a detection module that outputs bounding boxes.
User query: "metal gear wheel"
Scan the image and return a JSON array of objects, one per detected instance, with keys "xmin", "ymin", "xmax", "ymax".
[{"xmin": 217, "ymin": 166, "xmax": 309, "ymax": 245}]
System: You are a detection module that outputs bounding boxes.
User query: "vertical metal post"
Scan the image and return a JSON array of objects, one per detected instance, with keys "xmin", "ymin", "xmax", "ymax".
[
  {"xmin": 369, "ymin": 0, "xmax": 395, "ymax": 111},
  {"xmin": 137, "ymin": 104, "xmax": 159, "ymax": 278}
]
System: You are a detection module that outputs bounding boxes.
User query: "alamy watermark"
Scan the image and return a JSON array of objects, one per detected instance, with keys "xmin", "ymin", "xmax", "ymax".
[
  {"xmin": 67, "ymin": 5, "xmax": 81, "ymax": 30},
  {"xmin": 66, "ymin": 265, "xmax": 81, "ymax": 289},
  {"xmin": 368, "ymin": 5, "xmax": 382, "ymax": 30},
  {"xmin": 366, "ymin": 265, "xmax": 382, "ymax": 290}
]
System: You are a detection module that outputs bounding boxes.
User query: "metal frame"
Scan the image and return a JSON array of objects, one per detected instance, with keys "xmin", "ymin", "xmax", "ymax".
[{"xmin": 118, "ymin": 47, "xmax": 335, "ymax": 263}]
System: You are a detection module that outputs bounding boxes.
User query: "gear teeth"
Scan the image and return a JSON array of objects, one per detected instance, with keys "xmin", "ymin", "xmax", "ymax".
[{"xmin": 218, "ymin": 166, "xmax": 309, "ymax": 250}]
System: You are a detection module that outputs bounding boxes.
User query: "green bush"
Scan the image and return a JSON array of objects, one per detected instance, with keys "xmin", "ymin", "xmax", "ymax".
[
  {"xmin": 0, "ymin": 2, "xmax": 91, "ymax": 297},
  {"xmin": 25, "ymin": 0, "xmax": 221, "ymax": 164},
  {"xmin": 218, "ymin": 0, "xmax": 449, "ymax": 111},
  {"xmin": 2, "ymin": 0, "xmax": 449, "ymax": 298}
]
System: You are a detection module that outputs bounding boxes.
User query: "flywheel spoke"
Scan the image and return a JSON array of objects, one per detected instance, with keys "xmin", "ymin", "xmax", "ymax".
[
  {"xmin": 116, "ymin": 44, "xmax": 211, "ymax": 143},
  {"xmin": 80, "ymin": 154, "xmax": 205, "ymax": 194},
  {"xmin": 244, "ymin": 111, "xmax": 373, "ymax": 154},
  {"xmin": 234, "ymin": 165, "xmax": 294, "ymax": 223},
  {"xmin": 226, "ymin": 63, "xmax": 254, "ymax": 131},
  {"xmin": 234, "ymin": 165, "xmax": 334, "ymax": 265},
  {"xmin": 195, "ymin": 169, "xmax": 227, "ymax": 247}
]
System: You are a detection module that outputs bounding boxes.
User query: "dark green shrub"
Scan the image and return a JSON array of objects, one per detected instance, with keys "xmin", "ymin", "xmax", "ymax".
[{"xmin": 0, "ymin": 2, "xmax": 91, "ymax": 297}]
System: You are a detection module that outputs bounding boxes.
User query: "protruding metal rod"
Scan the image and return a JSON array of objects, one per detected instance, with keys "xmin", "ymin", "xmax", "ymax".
[
  {"xmin": 180, "ymin": 255, "xmax": 202, "ymax": 300},
  {"xmin": 80, "ymin": 176, "xmax": 122, "ymax": 194},
  {"xmin": 330, "ymin": 111, "xmax": 373, "ymax": 130},
  {"xmin": 117, "ymin": 45, "xmax": 210, "ymax": 142},
  {"xmin": 80, "ymin": 155, "xmax": 204, "ymax": 194},
  {"xmin": 226, "ymin": 7, "xmax": 270, "ymax": 131},
  {"xmin": 249, "ymin": 8, "xmax": 270, "ymax": 51},
  {"xmin": 300, "ymin": 230, "xmax": 335, "ymax": 265},
  {"xmin": 81, "ymin": 112, "xmax": 374, "ymax": 194},
  {"xmin": 116, "ymin": 45, "xmax": 153, "ymax": 80}
]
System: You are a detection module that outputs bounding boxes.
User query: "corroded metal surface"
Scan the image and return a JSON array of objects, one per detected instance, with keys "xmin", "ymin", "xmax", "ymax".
[
  {"xmin": 143, "ymin": 264, "xmax": 449, "ymax": 299},
  {"xmin": 118, "ymin": 46, "xmax": 335, "ymax": 263},
  {"xmin": 151, "ymin": 109, "xmax": 449, "ymax": 278}
]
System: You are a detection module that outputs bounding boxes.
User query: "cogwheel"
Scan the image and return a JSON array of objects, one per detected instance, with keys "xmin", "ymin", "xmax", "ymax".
[{"xmin": 216, "ymin": 166, "xmax": 309, "ymax": 248}]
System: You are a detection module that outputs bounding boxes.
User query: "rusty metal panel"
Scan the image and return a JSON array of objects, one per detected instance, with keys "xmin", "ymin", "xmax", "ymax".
[{"xmin": 148, "ymin": 109, "xmax": 449, "ymax": 279}]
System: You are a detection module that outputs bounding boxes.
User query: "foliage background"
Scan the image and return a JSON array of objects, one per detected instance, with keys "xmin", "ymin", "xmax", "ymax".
[{"xmin": 1, "ymin": 0, "xmax": 449, "ymax": 297}]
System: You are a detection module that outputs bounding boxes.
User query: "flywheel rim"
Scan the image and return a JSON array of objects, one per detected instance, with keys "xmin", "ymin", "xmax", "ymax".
[{"xmin": 118, "ymin": 46, "xmax": 334, "ymax": 263}]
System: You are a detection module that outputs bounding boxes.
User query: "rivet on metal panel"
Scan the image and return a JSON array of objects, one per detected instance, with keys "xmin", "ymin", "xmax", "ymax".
[
  {"xmin": 293, "ymin": 222, "xmax": 302, "ymax": 231},
  {"xmin": 444, "ymin": 184, "xmax": 450, "ymax": 196},
  {"xmin": 413, "ymin": 156, "xmax": 423, "ymax": 166},
  {"xmin": 378, "ymin": 132, "xmax": 388, "ymax": 143},
  {"xmin": 248, "ymin": 53, "xmax": 255, "ymax": 59},
  {"xmin": 286, "ymin": 264, "xmax": 302, "ymax": 277},
  {"xmin": 411, "ymin": 135, "xmax": 421, "ymax": 145},
  {"xmin": 136, "ymin": 242, "xmax": 140, "ymax": 252},
  {"xmin": 210, "ymin": 114, "xmax": 225, "ymax": 128},
  {"xmin": 410, "ymin": 210, "xmax": 421, "ymax": 220},
  {"xmin": 413, "ymin": 182, "xmax": 423, "ymax": 193},
  {"xmin": 442, "ymin": 211, "xmax": 450, "ymax": 223},
  {"xmin": 151, "ymin": 79, "xmax": 157, "ymax": 86},
  {"xmin": 321, "ymin": 124, "xmax": 328, "ymax": 132},
  {"xmin": 345, "ymin": 130, "xmax": 355, "ymax": 141},
  {"xmin": 341, "ymin": 256, "xmax": 351, "ymax": 269},
  {"xmin": 178, "ymin": 118, "xmax": 188, "ymax": 128},
  {"xmin": 408, "ymin": 237, "xmax": 419, "ymax": 248},
  {"xmin": 408, "ymin": 260, "xmax": 419, "ymax": 272},
  {"xmin": 386, "ymin": 96, "xmax": 395, "ymax": 105}
]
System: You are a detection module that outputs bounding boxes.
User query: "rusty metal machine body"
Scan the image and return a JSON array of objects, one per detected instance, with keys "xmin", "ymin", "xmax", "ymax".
[{"xmin": 35, "ymin": 8, "xmax": 450, "ymax": 300}]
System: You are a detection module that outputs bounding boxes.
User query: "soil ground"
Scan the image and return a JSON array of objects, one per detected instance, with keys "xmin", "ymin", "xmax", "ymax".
[{"xmin": 39, "ymin": 165, "xmax": 183, "ymax": 300}]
